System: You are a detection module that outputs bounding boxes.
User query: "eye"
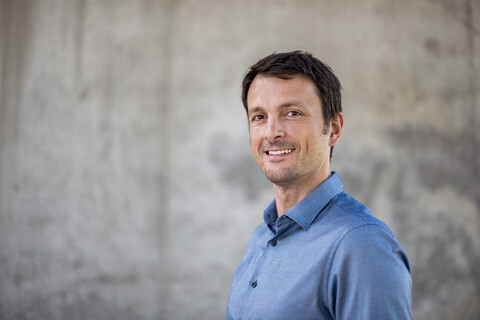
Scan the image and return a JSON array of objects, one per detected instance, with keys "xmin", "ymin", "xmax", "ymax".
[
  {"xmin": 286, "ymin": 110, "xmax": 300, "ymax": 117},
  {"xmin": 251, "ymin": 114, "xmax": 265, "ymax": 122}
]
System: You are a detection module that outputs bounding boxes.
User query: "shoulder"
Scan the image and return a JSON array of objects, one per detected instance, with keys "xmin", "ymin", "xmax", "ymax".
[
  {"xmin": 326, "ymin": 224, "xmax": 413, "ymax": 319},
  {"xmin": 332, "ymin": 223, "xmax": 410, "ymax": 272},
  {"xmin": 318, "ymin": 191, "xmax": 394, "ymax": 243},
  {"xmin": 244, "ymin": 222, "xmax": 270, "ymax": 251},
  {"xmin": 332, "ymin": 191, "xmax": 389, "ymax": 227},
  {"xmin": 251, "ymin": 221, "xmax": 269, "ymax": 239},
  {"xmin": 324, "ymin": 194, "xmax": 412, "ymax": 319},
  {"xmin": 327, "ymin": 191, "xmax": 409, "ymax": 269}
]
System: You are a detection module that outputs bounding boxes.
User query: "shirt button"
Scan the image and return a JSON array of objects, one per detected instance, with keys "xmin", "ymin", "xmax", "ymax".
[
  {"xmin": 251, "ymin": 281, "xmax": 257, "ymax": 288},
  {"xmin": 271, "ymin": 240, "xmax": 277, "ymax": 247}
]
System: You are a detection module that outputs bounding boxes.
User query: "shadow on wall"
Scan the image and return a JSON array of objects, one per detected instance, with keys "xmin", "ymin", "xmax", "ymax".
[{"xmin": 209, "ymin": 131, "xmax": 271, "ymax": 201}]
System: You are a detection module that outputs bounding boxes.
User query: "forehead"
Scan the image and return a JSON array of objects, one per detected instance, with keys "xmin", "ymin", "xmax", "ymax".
[{"xmin": 247, "ymin": 74, "xmax": 321, "ymax": 110}]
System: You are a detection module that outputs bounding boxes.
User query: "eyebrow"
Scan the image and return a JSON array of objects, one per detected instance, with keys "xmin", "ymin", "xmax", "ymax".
[{"xmin": 248, "ymin": 100, "xmax": 308, "ymax": 115}]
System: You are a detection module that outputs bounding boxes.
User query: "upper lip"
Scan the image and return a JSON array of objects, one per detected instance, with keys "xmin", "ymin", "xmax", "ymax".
[{"xmin": 261, "ymin": 142, "xmax": 297, "ymax": 154}]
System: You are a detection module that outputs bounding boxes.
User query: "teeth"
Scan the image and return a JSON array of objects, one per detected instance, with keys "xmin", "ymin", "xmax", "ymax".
[{"xmin": 268, "ymin": 149, "xmax": 293, "ymax": 155}]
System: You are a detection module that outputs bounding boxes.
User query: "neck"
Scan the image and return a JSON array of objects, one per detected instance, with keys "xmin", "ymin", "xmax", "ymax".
[{"xmin": 273, "ymin": 169, "xmax": 332, "ymax": 216}]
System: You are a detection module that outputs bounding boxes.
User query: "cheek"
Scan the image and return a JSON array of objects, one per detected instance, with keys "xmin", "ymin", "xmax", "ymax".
[
  {"xmin": 250, "ymin": 140, "xmax": 256, "ymax": 155},
  {"xmin": 303, "ymin": 130, "xmax": 329, "ymax": 154},
  {"xmin": 249, "ymin": 136, "xmax": 260, "ymax": 159},
  {"xmin": 249, "ymin": 129, "xmax": 261, "ymax": 148}
]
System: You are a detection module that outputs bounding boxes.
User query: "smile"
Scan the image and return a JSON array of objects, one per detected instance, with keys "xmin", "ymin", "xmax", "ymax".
[{"xmin": 266, "ymin": 149, "xmax": 294, "ymax": 156}]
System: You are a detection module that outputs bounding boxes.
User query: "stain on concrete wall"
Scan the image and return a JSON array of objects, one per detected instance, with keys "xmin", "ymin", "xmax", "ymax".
[{"xmin": 0, "ymin": 0, "xmax": 479, "ymax": 319}]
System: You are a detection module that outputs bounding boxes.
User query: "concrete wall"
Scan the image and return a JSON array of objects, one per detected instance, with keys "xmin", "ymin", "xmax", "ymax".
[{"xmin": 1, "ymin": 0, "xmax": 479, "ymax": 319}]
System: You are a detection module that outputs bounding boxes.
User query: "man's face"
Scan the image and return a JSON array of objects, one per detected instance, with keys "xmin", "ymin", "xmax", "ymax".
[{"xmin": 247, "ymin": 74, "xmax": 333, "ymax": 187}]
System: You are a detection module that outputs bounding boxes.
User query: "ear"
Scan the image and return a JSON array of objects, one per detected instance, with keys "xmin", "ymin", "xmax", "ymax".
[{"xmin": 329, "ymin": 113, "xmax": 344, "ymax": 147}]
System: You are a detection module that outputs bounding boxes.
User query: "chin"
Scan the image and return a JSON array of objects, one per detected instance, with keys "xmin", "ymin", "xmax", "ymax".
[{"xmin": 264, "ymin": 168, "xmax": 299, "ymax": 185}]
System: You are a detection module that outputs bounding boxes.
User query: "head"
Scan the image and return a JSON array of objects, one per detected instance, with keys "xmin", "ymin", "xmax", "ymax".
[{"xmin": 242, "ymin": 51, "xmax": 342, "ymax": 160}]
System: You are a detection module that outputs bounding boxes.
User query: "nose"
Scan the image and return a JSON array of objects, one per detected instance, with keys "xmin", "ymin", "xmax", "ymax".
[{"xmin": 264, "ymin": 117, "xmax": 285, "ymax": 142}]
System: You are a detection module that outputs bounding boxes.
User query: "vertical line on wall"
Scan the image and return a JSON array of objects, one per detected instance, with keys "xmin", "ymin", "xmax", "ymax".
[
  {"xmin": 0, "ymin": 0, "xmax": 8, "ymax": 218},
  {"xmin": 0, "ymin": 1, "xmax": 35, "ymax": 317},
  {"xmin": 465, "ymin": 0, "xmax": 480, "ymax": 223},
  {"xmin": 0, "ymin": 0, "xmax": 35, "ymax": 229},
  {"xmin": 70, "ymin": 0, "xmax": 86, "ymax": 218},
  {"xmin": 157, "ymin": 0, "xmax": 175, "ymax": 317}
]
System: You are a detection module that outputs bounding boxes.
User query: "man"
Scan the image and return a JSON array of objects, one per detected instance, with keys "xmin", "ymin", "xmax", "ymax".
[{"xmin": 226, "ymin": 51, "xmax": 412, "ymax": 320}]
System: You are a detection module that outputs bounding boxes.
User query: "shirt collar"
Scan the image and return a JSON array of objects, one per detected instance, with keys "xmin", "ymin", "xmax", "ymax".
[{"xmin": 263, "ymin": 172, "xmax": 344, "ymax": 231}]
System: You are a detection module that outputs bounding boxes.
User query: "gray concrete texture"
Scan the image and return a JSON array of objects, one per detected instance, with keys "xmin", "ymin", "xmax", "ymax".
[{"xmin": 0, "ymin": 0, "xmax": 479, "ymax": 319}]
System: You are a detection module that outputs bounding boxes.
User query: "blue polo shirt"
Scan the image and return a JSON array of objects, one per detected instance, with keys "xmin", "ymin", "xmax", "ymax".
[{"xmin": 226, "ymin": 173, "xmax": 412, "ymax": 320}]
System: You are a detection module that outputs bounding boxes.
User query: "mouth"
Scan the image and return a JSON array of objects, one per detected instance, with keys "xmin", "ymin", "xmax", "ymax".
[{"xmin": 265, "ymin": 149, "xmax": 295, "ymax": 156}]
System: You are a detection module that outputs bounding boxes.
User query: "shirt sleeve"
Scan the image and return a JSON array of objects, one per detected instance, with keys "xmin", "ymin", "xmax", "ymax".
[{"xmin": 326, "ymin": 224, "xmax": 412, "ymax": 320}]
